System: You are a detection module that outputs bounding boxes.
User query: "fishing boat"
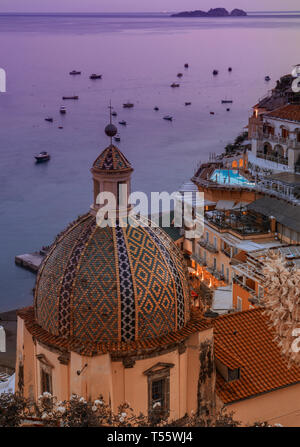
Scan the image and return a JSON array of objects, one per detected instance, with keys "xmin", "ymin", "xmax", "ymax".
[
  {"xmin": 221, "ymin": 100, "xmax": 233, "ymax": 104},
  {"xmin": 35, "ymin": 151, "xmax": 50, "ymax": 163},
  {"xmin": 213, "ymin": 70, "xmax": 219, "ymax": 76},
  {"xmin": 265, "ymin": 76, "xmax": 271, "ymax": 81},
  {"xmin": 60, "ymin": 106, "xmax": 66, "ymax": 114},
  {"xmin": 62, "ymin": 96, "xmax": 79, "ymax": 100},
  {"xmin": 90, "ymin": 74, "xmax": 102, "ymax": 79},
  {"xmin": 185, "ymin": 102, "xmax": 192, "ymax": 106},
  {"xmin": 119, "ymin": 120, "xmax": 127, "ymax": 126},
  {"xmin": 45, "ymin": 117, "xmax": 53, "ymax": 122},
  {"xmin": 114, "ymin": 134, "xmax": 121, "ymax": 142},
  {"xmin": 123, "ymin": 102, "xmax": 134, "ymax": 108},
  {"xmin": 170, "ymin": 83, "xmax": 180, "ymax": 88},
  {"xmin": 69, "ymin": 70, "xmax": 81, "ymax": 75},
  {"xmin": 163, "ymin": 115, "xmax": 173, "ymax": 121}
]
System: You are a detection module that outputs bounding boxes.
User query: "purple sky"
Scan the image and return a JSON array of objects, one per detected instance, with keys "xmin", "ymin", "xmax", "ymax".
[{"xmin": 0, "ymin": 0, "xmax": 299, "ymax": 13}]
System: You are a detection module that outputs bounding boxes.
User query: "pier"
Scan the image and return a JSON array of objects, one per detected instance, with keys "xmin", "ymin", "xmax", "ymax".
[{"xmin": 15, "ymin": 252, "xmax": 45, "ymax": 273}]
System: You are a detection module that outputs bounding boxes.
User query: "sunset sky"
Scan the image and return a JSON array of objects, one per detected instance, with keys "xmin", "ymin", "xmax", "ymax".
[{"xmin": 0, "ymin": 0, "xmax": 299, "ymax": 13}]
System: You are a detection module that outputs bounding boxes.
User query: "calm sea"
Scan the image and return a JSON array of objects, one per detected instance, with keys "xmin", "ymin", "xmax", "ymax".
[{"xmin": 0, "ymin": 12, "xmax": 299, "ymax": 311}]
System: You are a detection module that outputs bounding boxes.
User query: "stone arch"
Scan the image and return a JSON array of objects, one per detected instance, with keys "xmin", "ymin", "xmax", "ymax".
[
  {"xmin": 273, "ymin": 144, "xmax": 284, "ymax": 158},
  {"xmin": 263, "ymin": 141, "xmax": 272, "ymax": 155}
]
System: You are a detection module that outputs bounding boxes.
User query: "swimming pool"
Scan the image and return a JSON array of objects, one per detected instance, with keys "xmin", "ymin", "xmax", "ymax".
[{"xmin": 210, "ymin": 169, "xmax": 255, "ymax": 187}]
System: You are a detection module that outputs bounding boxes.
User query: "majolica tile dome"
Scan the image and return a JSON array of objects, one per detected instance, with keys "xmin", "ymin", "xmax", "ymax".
[{"xmin": 34, "ymin": 128, "xmax": 190, "ymax": 345}]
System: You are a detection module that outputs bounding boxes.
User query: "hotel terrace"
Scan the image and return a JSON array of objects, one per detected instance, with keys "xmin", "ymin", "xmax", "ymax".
[{"xmin": 188, "ymin": 88, "xmax": 300, "ymax": 313}]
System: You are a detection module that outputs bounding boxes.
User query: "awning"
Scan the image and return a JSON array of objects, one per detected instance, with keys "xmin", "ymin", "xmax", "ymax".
[
  {"xmin": 232, "ymin": 201, "xmax": 248, "ymax": 210},
  {"xmin": 215, "ymin": 200, "xmax": 236, "ymax": 210}
]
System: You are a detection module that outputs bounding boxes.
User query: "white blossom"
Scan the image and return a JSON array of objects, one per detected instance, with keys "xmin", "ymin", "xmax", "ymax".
[
  {"xmin": 153, "ymin": 402, "xmax": 161, "ymax": 409},
  {"xmin": 121, "ymin": 412, "xmax": 127, "ymax": 418},
  {"xmin": 41, "ymin": 412, "xmax": 48, "ymax": 420},
  {"xmin": 94, "ymin": 399, "xmax": 103, "ymax": 406},
  {"xmin": 119, "ymin": 416, "xmax": 125, "ymax": 423},
  {"xmin": 92, "ymin": 405, "xmax": 97, "ymax": 412},
  {"xmin": 56, "ymin": 406, "xmax": 66, "ymax": 414},
  {"xmin": 42, "ymin": 392, "xmax": 52, "ymax": 398}
]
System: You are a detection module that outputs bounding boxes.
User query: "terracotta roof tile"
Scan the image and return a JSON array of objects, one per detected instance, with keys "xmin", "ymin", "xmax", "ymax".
[
  {"xmin": 265, "ymin": 104, "xmax": 300, "ymax": 122},
  {"xmin": 213, "ymin": 308, "xmax": 300, "ymax": 404},
  {"xmin": 92, "ymin": 145, "xmax": 132, "ymax": 171},
  {"xmin": 18, "ymin": 306, "xmax": 211, "ymax": 358}
]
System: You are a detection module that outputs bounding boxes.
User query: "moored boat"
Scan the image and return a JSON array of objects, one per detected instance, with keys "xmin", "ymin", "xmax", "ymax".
[
  {"xmin": 119, "ymin": 120, "xmax": 127, "ymax": 126},
  {"xmin": 60, "ymin": 106, "xmax": 66, "ymax": 114},
  {"xmin": 163, "ymin": 115, "xmax": 173, "ymax": 121},
  {"xmin": 184, "ymin": 63, "xmax": 189, "ymax": 68},
  {"xmin": 35, "ymin": 151, "xmax": 50, "ymax": 162},
  {"xmin": 154, "ymin": 107, "xmax": 159, "ymax": 111},
  {"xmin": 69, "ymin": 70, "xmax": 81, "ymax": 75},
  {"xmin": 45, "ymin": 117, "xmax": 53, "ymax": 122},
  {"xmin": 221, "ymin": 100, "xmax": 233, "ymax": 104},
  {"xmin": 185, "ymin": 102, "xmax": 192, "ymax": 106},
  {"xmin": 213, "ymin": 70, "xmax": 219, "ymax": 76},
  {"xmin": 177, "ymin": 73, "xmax": 183, "ymax": 78},
  {"xmin": 114, "ymin": 134, "xmax": 121, "ymax": 142},
  {"xmin": 90, "ymin": 74, "xmax": 102, "ymax": 79},
  {"xmin": 265, "ymin": 76, "xmax": 271, "ymax": 81},
  {"xmin": 123, "ymin": 102, "xmax": 134, "ymax": 108},
  {"xmin": 170, "ymin": 83, "xmax": 180, "ymax": 88},
  {"xmin": 62, "ymin": 96, "xmax": 79, "ymax": 100}
]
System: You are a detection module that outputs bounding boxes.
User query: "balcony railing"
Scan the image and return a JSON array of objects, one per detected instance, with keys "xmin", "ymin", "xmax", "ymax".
[
  {"xmin": 233, "ymin": 277, "xmax": 256, "ymax": 295},
  {"xmin": 198, "ymin": 239, "xmax": 218, "ymax": 254},
  {"xmin": 253, "ymin": 131, "xmax": 300, "ymax": 149},
  {"xmin": 221, "ymin": 248, "xmax": 231, "ymax": 258},
  {"xmin": 256, "ymin": 151, "xmax": 288, "ymax": 166},
  {"xmin": 191, "ymin": 254, "xmax": 207, "ymax": 266}
]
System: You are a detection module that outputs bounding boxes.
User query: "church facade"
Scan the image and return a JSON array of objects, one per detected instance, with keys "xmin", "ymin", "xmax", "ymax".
[{"xmin": 15, "ymin": 123, "xmax": 216, "ymax": 422}]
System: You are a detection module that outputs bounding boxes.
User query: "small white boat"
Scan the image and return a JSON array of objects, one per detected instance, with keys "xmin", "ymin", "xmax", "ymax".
[{"xmin": 114, "ymin": 134, "xmax": 121, "ymax": 142}]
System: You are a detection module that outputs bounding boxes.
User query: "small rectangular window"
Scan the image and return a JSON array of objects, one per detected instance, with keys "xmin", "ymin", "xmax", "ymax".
[
  {"xmin": 41, "ymin": 369, "xmax": 52, "ymax": 394},
  {"xmin": 237, "ymin": 297, "xmax": 242, "ymax": 312},
  {"xmin": 213, "ymin": 236, "xmax": 217, "ymax": 249}
]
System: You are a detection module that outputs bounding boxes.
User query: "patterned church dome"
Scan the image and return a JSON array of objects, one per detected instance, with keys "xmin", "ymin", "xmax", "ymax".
[{"xmin": 34, "ymin": 213, "xmax": 191, "ymax": 344}]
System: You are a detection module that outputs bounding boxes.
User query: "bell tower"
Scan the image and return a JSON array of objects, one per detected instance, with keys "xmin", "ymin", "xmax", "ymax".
[{"xmin": 90, "ymin": 107, "xmax": 133, "ymax": 219}]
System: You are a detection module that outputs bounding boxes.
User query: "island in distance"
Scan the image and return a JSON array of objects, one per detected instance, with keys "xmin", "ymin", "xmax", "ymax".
[{"xmin": 171, "ymin": 8, "xmax": 247, "ymax": 18}]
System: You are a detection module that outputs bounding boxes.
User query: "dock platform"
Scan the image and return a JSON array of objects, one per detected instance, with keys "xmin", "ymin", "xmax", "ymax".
[{"xmin": 15, "ymin": 252, "xmax": 45, "ymax": 273}]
